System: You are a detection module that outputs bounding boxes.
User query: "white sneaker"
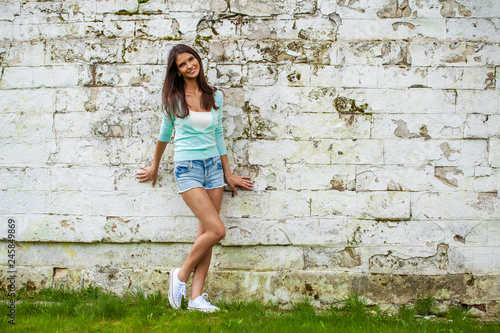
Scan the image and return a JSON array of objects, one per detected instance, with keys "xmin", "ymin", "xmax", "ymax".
[
  {"xmin": 188, "ymin": 293, "xmax": 220, "ymax": 312},
  {"xmin": 168, "ymin": 268, "xmax": 186, "ymax": 310}
]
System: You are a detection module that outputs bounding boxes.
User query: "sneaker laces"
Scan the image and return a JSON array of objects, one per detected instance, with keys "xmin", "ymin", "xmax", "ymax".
[
  {"xmin": 199, "ymin": 293, "xmax": 215, "ymax": 307},
  {"xmin": 177, "ymin": 282, "xmax": 186, "ymax": 298}
]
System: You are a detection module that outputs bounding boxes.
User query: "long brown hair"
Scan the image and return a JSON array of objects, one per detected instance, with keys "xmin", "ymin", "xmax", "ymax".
[{"xmin": 162, "ymin": 44, "xmax": 218, "ymax": 121}]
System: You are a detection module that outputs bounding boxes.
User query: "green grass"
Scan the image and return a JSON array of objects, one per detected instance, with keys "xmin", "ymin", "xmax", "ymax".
[{"xmin": 0, "ymin": 287, "xmax": 498, "ymax": 332}]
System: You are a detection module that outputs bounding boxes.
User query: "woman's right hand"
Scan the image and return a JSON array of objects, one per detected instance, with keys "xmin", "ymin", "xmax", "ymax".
[{"xmin": 136, "ymin": 166, "xmax": 158, "ymax": 187}]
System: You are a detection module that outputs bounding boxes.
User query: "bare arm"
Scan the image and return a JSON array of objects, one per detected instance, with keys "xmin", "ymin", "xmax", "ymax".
[
  {"xmin": 220, "ymin": 155, "xmax": 254, "ymax": 195},
  {"xmin": 136, "ymin": 140, "xmax": 168, "ymax": 187}
]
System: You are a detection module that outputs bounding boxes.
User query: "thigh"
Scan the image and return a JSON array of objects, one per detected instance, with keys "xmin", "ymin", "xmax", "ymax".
[
  {"xmin": 181, "ymin": 187, "xmax": 224, "ymax": 233},
  {"xmin": 198, "ymin": 187, "xmax": 224, "ymax": 236}
]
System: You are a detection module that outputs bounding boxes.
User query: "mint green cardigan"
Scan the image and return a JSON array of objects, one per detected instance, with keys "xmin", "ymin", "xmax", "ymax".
[{"xmin": 157, "ymin": 90, "xmax": 227, "ymax": 161}]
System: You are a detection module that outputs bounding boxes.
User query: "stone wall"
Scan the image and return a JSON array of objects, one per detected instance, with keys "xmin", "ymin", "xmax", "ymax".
[{"xmin": 0, "ymin": 0, "xmax": 499, "ymax": 314}]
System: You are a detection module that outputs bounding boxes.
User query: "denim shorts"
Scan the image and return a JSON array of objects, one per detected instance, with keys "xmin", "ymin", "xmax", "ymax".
[{"xmin": 173, "ymin": 156, "xmax": 226, "ymax": 193}]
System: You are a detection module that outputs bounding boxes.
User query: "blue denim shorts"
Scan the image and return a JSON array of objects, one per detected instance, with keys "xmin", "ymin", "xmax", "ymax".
[{"xmin": 173, "ymin": 156, "xmax": 226, "ymax": 193}]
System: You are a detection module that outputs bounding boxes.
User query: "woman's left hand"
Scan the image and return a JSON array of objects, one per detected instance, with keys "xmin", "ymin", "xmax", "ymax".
[{"xmin": 226, "ymin": 174, "xmax": 254, "ymax": 195}]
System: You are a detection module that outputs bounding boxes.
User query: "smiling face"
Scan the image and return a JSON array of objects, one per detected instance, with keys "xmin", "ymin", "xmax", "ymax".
[{"xmin": 175, "ymin": 52, "xmax": 200, "ymax": 80}]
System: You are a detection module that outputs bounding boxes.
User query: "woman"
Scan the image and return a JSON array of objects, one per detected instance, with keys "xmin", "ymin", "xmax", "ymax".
[{"xmin": 136, "ymin": 44, "xmax": 253, "ymax": 312}]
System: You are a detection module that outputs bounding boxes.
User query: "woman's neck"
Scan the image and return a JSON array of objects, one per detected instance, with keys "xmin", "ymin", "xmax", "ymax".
[{"xmin": 184, "ymin": 79, "xmax": 200, "ymax": 94}]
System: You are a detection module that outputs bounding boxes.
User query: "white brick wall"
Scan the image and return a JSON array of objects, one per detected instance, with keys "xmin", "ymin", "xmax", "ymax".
[{"xmin": 0, "ymin": 0, "xmax": 499, "ymax": 307}]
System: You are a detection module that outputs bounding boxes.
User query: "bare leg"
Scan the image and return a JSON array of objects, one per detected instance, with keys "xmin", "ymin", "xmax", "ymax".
[
  {"xmin": 177, "ymin": 187, "xmax": 225, "ymax": 283},
  {"xmin": 190, "ymin": 187, "xmax": 223, "ymax": 300}
]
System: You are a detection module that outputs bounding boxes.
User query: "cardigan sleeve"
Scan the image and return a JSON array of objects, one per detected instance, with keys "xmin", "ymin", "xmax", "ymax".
[
  {"xmin": 214, "ymin": 90, "xmax": 227, "ymax": 156},
  {"xmin": 157, "ymin": 113, "xmax": 174, "ymax": 143}
]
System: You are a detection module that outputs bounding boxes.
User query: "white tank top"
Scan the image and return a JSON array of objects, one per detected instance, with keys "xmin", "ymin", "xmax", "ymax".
[{"xmin": 189, "ymin": 110, "xmax": 212, "ymax": 132}]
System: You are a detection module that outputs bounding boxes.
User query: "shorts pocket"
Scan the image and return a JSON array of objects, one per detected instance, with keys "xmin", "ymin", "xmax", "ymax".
[
  {"xmin": 174, "ymin": 162, "xmax": 191, "ymax": 175},
  {"xmin": 215, "ymin": 157, "xmax": 223, "ymax": 169}
]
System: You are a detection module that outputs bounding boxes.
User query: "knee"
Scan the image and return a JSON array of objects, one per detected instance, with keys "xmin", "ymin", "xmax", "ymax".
[{"xmin": 213, "ymin": 227, "xmax": 225, "ymax": 242}]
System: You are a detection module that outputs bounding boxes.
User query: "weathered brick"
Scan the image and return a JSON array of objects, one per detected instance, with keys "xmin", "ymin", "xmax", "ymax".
[
  {"xmin": 0, "ymin": 2, "xmax": 21, "ymax": 21},
  {"xmin": 276, "ymin": 63, "xmax": 311, "ymax": 86},
  {"xmin": 304, "ymin": 246, "xmax": 362, "ymax": 270},
  {"xmin": 329, "ymin": 139, "xmax": 384, "ymax": 165},
  {"xmin": 134, "ymin": 189, "xmax": 193, "ymax": 217},
  {"xmin": 0, "ymin": 88, "xmax": 55, "ymax": 113},
  {"xmin": 96, "ymin": 0, "xmax": 138, "ymax": 14},
  {"xmin": 136, "ymin": 17, "xmax": 181, "ymax": 39},
  {"xmin": 223, "ymin": 218, "xmax": 290, "ymax": 245},
  {"xmin": 337, "ymin": 41, "xmax": 411, "ymax": 66},
  {"xmin": 248, "ymin": 140, "xmax": 299, "ymax": 165},
  {"xmin": 411, "ymin": 192, "xmax": 499, "ymax": 220},
  {"xmin": 16, "ymin": 2, "xmax": 65, "ymax": 25},
  {"xmin": 267, "ymin": 190, "xmax": 312, "ymax": 218},
  {"xmin": 446, "ymin": 18, "xmax": 500, "ymax": 42},
  {"xmin": 310, "ymin": 191, "xmax": 357, "ymax": 217},
  {"xmin": 246, "ymin": 63, "xmax": 278, "ymax": 86},
  {"xmin": 356, "ymin": 191, "xmax": 411, "ymax": 220},
  {"xmin": 37, "ymin": 22, "xmax": 106, "ymax": 41},
  {"xmin": 61, "ymin": 1, "xmax": 100, "ymax": 22},
  {"xmin": 443, "ymin": 220, "xmax": 488, "ymax": 246},
  {"xmin": 404, "ymin": 88, "xmax": 456, "ymax": 114},
  {"xmin": 409, "ymin": 42, "xmax": 500, "ymax": 67},
  {"xmin": 1, "ymin": 112, "xmax": 54, "ymax": 140},
  {"xmin": 449, "ymin": 247, "xmax": 500, "ymax": 273},
  {"xmin": 50, "ymin": 138, "xmax": 154, "ymax": 166},
  {"xmin": 220, "ymin": 191, "xmax": 270, "ymax": 218},
  {"xmin": 0, "ymin": 242, "xmax": 191, "ymax": 268},
  {"xmin": 0, "ymin": 190, "xmax": 49, "ymax": 214},
  {"xmin": 464, "ymin": 114, "xmax": 500, "ymax": 138},
  {"xmin": 138, "ymin": 65, "xmax": 167, "ymax": 86},
  {"xmin": 167, "ymin": 0, "xmax": 211, "ymax": 12},
  {"xmin": 45, "ymin": 39, "xmax": 125, "ymax": 65},
  {"xmin": 4, "ymin": 41, "xmax": 44, "ymax": 66},
  {"xmin": 207, "ymin": 64, "xmax": 246, "ymax": 88},
  {"xmin": 124, "ymin": 39, "xmax": 164, "ymax": 65},
  {"xmin": 368, "ymin": 244, "xmax": 451, "ymax": 275},
  {"xmin": 286, "ymin": 164, "xmax": 356, "ymax": 191},
  {"xmin": 0, "ymin": 167, "xmax": 51, "ymax": 191},
  {"xmin": 456, "ymin": 90, "xmax": 499, "ymax": 115},
  {"xmin": 384, "ymin": 139, "xmax": 488, "ymax": 166},
  {"xmin": 377, "ymin": 66, "xmax": 427, "ymax": 88},
  {"xmin": 356, "ymin": 165, "xmax": 433, "ymax": 192},
  {"xmin": 371, "ymin": 113, "xmax": 464, "ymax": 139},
  {"xmin": 224, "ymin": 217, "xmax": 346, "ymax": 246},
  {"xmin": 347, "ymin": 220, "xmax": 445, "ymax": 246},
  {"xmin": 229, "ymin": 0, "xmax": 315, "ymax": 16},
  {"xmin": 409, "ymin": 0, "xmax": 499, "ymax": 19},
  {"xmin": 55, "ymin": 88, "xmax": 90, "ymax": 113},
  {"xmin": 0, "ymin": 214, "xmax": 107, "ymax": 243},
  {"xmin": 335, "ymin": 88, "xmax": 403, "ymax": 114},
  {"xmin": 213, "ymin": 245, "xmax": 304, "ymax": 271},
  {"xmin": 337, "ymin": 19, "xmax": 446, "ymax": 41},
  {"xmin": 0, "ymin": 140, "xmax": 57, "ymax": 166},
  {"xmin": 310, "ymin": 65, "xmax": 378, "ymax": 88},
  {"xmin": 490, "ymin": 138, "xmax": 500, "ymax": 167},
  {"xmin": 94, "ymin": 64, "xmax": 140, "ymax": 86},
  {"xmin": 54, "ymin": 111, "xmax": 133, "ymax": 138},
  {"xmin": 207, "ymin": 40, "xmax": 243, "ymax": 64},
  {"xmin": 288, "ymin": 112, "xmax": 371, "ymax": 140},
  {"xmin": 358, "ymin": 165, "xmax": 492, "ymax": 193},
  {"xmin": 83, "ymin": 87, "xmax": 162, "ymax": 113},
  {"xmin": 49, "ymin": 190, "xmax": 136, "ymax": 216},
  {"xmin": 103, "ymin": 16, "xmax": 136, "ymax": 38},
  {"xmin": 51, "ymin": 166, "xmax": 115, "ymax": 191},
  {"xmin": 0, "ymin": 66, "xmax": 90, "ymax": 88}
]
